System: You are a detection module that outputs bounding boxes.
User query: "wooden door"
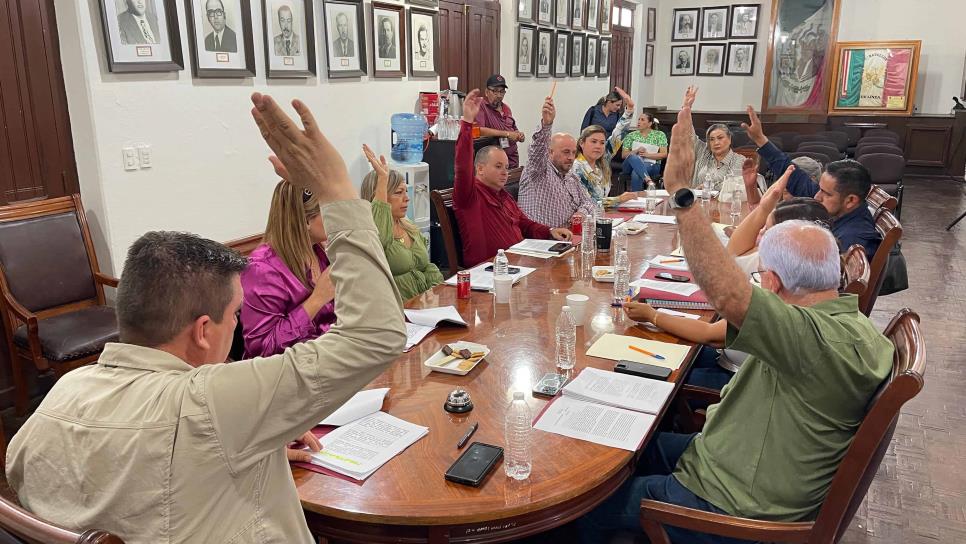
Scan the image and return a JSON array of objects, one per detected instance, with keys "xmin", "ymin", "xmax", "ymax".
[
  {"xmin": 437, "ymin": 0, "xmax": 499, "ymax": 93},
  {"xmin": 609, "ymin": 0, "xmax": 634, "ymax": 93},
  {"xmin": 437, "ymin": 0, "xmax": 467, "ymax": 91}
]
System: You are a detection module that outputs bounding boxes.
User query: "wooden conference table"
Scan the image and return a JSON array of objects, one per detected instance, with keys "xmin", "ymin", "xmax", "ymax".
[{"xmin": 294, "ymin": 203, "xmax": 735, "ymax": 543}]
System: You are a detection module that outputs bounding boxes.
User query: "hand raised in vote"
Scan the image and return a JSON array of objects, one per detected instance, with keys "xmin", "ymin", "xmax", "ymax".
[
  {"xmin": 362, "ymin": 143, "xmax": 390, "ymax": 181},
  {"xmin": 286, "ymin": 430, "xmax": 322, "ymax": 463},
  {"xmin": 462, "ymin": 89, "xmax": 483, "ymax": 123},
  {"xmin": 541, "ymin": 97, "xmax": 556, "ymax": 126},
  {"xmin": 742, "ymin": 157, "xmax": 759, "ymax": 188},
  {"xmin": 250, "ymin": 93, "xmax": 356, "ymax": 204},
  {"xmin": 761, "ymin": 165, "xmax": 794, "ymax": 208},
  {"xmin": 663, "ymin": 94, "xmax": 698, "ymax": 194},
  {"xmin": 682, "ymin": 85, "xmax": 698, "ymax": 110},
  {"xmin": 740, "ymin": 105, "xmax": 767, "ymax": 146},
  {"xmin": 550, "ymin": 228, "xmax": 573, "ymax": 241},
  {"xmin": 614, "ymin": 86, "xmax": 634, "ymax": 112}
]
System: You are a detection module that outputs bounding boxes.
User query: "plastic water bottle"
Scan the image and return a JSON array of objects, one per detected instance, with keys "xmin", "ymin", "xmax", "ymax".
[
  {"xmin": 730, "ymin": 187, "xmax": 742, "ymax": 226},
  {"xmin": 645, "ymin": 178, "xmax": 658, "ymax": 214},
  {"xmin": 555, "ymin": 306, "xmax": 577, "ymax": 370},
  {"xmin": 390, "ymin": 113, "xmax": 427, "ymax": 164},
  {"xmin": 494, "ymin": 249, "xmax": 509, "ymax": 277},
  {"xmin": 701, "ymin": 171, "xmax": 713, "ymax": 206},
  {"xmin": 611, "ymin": 227, "xmax": 627, "ymax": 265},
  {"xmin": 613, "ymin": 248, "xmax": 630, "ymax": 306},
  {"xmin": 504, "ymin": 391, "xmax": 533, "ymax": 480},
  {"xmin": 581, "ymin": 214, "xmax": 596, "ymax": 279}
]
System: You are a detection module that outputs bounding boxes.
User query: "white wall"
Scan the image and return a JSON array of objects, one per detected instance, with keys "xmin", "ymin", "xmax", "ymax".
[{"xmin": 633, "ymin": 0, "xmax": 658, "ymax": 110}]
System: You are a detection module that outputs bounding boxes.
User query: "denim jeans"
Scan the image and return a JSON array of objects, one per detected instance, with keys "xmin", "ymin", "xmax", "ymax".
[
  {"xmin": 686, "ymin": 346, "xmax": 735, "ymax": 391},
  {"xmin": 577, "ymin": 432, "xmax": 754, "ymax": 544},
  {"xmin": 622, "ymin": 154, "xmax": 663, "ymax": 191}
]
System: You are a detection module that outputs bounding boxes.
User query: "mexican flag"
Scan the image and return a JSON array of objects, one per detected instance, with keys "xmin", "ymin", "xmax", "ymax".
[{"xmin": 836, "ymin": 48, "xmax": 911, "ymax": 109}]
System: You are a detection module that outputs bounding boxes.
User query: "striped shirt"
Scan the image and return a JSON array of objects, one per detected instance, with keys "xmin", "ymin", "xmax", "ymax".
[{"xmin": 691, "ymin": 132, "xmax": 746, "ymax": 192}]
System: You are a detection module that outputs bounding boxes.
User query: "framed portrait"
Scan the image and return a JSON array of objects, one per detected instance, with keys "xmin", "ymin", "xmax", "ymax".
[
  {"xmin": 762, "ymin": 0, "xmax": 841, "ymax": 113},
  {"xmin": 697, "ymin": 43, "xmax": 725, "ymax": 76},
  {"xmin": 98, "ymin": 0, "xmax": 184, "ymax": 72},
  {"xmin": 599, "ymin": 0, "xmax": 610, "ymax": 34},
  {"xmin": 598, "ymin": 37, "xmax": 610, "ymax": 77},
  {"xmin": 323, "ymin": 0, "xmax": 366, "ymax": 78},
  {"xmin": 585, "ymin": 35, "xmax": 598, "ymax": 76},
  {"xmin": 827, "ymin": 40, "xmax": 921, "ymax": 116},
  {"xmin": 585, "ymin": 0, "xmax": 598, "ymax": 31},
  {"xmin": 670, "ymin": 44, "xmax": 695, "ymax": 76},
  {"xmin": 700, "ymin": 6, "xmax": 728, "ymax": 40},
  {"xmin": 729, "ymin": 4, "xmax": 759, "ymax": 39},
  {"xmin": 671, "ymin": 8, "xmax": 698, "ymax": 42},
  {"xmin": 571, "ymin": 0, "xmax": 584, "ymax": 30},
  {"xmin": 262, "ymin": 0, "xmax": 315, "ymax": 78},
  {"xmin": 517, "ymin": 25, "xmax": 536, "ymax": 76},
  {"xmin": 536, "ymin": 28, "xmax": 553, "ymax": 77},
  {"xmin": 646, "ymin": 7, "xmax": 656, "ymax": 42},
  {"xmin": 185, "ymin": 0, "xmax": 255, "ymax": 77},
  {"xmin": 517, "ymin": 0, "xmax": 535, "ymax": 23},
  {"xmin": 644, "ymin": 43, "xmax": 654, "ymax": 76},
  {"xmin": 570, "ymin": 33, "xmax": 584, "ymax": 76},
  {"xmin": 409, "ymin": 0, "xmax": 437, "ymax": 7},
  {"xmin": 553, "ymin": 31, "xmax": 569, "ymax": 77},
  {"xmin": 371, "ymin": 2, "xmax": 404, "ymax": 77},
  {"xmin": 726, "ymin": 42, "xmax": 755, "ymax": 76},
  {"xmin": 555, "ymin": 0, "xmax": 570, "ymax": 28},
  {"xmin": 537, "ymin": 0, "xmax": 552, "ymax": 26},
  {"xmin": 408, "ymin": 8, "xmax": 438, "ymax": 77}
]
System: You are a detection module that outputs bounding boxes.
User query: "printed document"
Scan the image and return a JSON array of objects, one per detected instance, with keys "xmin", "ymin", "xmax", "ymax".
[
  {"xmin": 533, "ymin": 395, "xmax": 656, "ymax": 451},
  {"xmin": 630, "ymin": 278, "xmax": 701, "ymax": 297},
  {"xmin": 404, "ymin": 323, "xmax": 435, "ymax": 352},
  {"xmin": 320, "ymin": 388, "xmax": 390, "ymax": 426},
  {"xmin": 561, "ymin": 367, "xmax": 675, "ymax": 414},
  {"xmin": 404, "ymin": 306, "xmax": 468, "ymax": 327},
  {"xmin": 444, "ymin": 262, "xmax": 536, "ymax": 290},
  {"xmin": 632, "ymin": 214, "xmax": 677, "ymax": 225},
  {"xmin": 310, "ymin": 411, "xmax": 428, "ymax": 481}
]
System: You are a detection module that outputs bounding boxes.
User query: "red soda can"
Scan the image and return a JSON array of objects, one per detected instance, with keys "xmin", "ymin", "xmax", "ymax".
[
  {"xmin": 456, "ymin": 270, "xmax": 471, "ymax": 299},
  {"xmin": 571, "ymin": 213, "xmax": 583, "ymax": 236}
]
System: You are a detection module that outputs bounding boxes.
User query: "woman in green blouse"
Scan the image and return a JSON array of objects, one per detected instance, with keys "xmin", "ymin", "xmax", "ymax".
[
  {"xmin": 620, "ymin": 112, "xmax": 668, "ymax": 191},
  {"xmin": 361, "ymin": 145, "xmax": 443, "ymax": 301}
]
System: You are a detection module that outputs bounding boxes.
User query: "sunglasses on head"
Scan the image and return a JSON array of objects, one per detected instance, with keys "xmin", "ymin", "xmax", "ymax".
[{"xmin": 302, "ymin": 189, "xmax": 313, "ymax": 203}]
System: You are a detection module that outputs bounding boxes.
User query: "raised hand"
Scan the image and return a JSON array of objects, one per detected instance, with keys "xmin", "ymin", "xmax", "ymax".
[
  {"xmin": 742, "ymin": 158, "xmax": 758, "ymax": 187},
  {"xmin": 362, "ymin": 144, "xmax": 389, "ymax": 180},
  {"xmin": 663, "ymin": 103, "xmax": 697, "ymax": 193},
  {"xmin": 541, "ymin": 97, "xmax": 556, "ymax": 126},
  {"xmin": 250, "ymin": 93, "xmax": 355, "ymax": 203},
  {"xmin": 761, "ymin": 165, "xmax": 794, "ymax": 208},
  {"xmin": 682, "ymin": 86, "xmax": 698, "ymax": 109},
  {"xmin": 740, "ymin": 106, "xmax": 767, "ymax": 146},
  {"xmin": 462, "ymin": 89, "xmax": 483, "ymax": 123},
  {"xmin": 614, "ymin": 86, "xmax": 635, "ymax": 112}
]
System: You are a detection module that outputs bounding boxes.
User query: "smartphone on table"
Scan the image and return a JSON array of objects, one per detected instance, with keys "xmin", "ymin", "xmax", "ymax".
[{"xmin": 655, "ymin": 272, "xmax": 690, "ymax": 282}]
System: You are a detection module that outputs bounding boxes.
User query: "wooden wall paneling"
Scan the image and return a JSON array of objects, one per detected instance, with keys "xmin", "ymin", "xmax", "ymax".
[
  {"xmin": 951, "ymin": 111, "xmax": 966, "ymax": 180},
  {"xmin": 437, "ymin": 0, "xmax": 467, "ymax": 91},
  {"xmin": 610, "ymin": 28, "xmax": 632, "ymax": 93},
  {"xmin": 465, "ymin": 0, "xmax": 500, "ymax": 94},
  {"xmin": 904, "ymin": 125, "xmax": 950, "ymax": 168}
]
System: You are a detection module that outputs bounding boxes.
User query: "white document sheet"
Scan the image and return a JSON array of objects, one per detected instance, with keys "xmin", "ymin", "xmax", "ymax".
[
  {"xmin": 632, "ymin": 213, "xmax": 677, "ymax": 225},
  {"xmin": 630, "ymin": 278, "xmax": 701, "ymax": 297},
  {"xmin": 646, "ymin": 255, "xmax": 689, "ymax": 271},
  {"xmin": 444, "ymin": 262, "xmax": 537, "ymax": 290},
  {"xmin": 404, "ymin": 306, "xmax": 468, "ymax": 328},
  {"xmin": 630, "ymin": 142, "xmax": 660, "ymax": 164},
  {"xmin": 404, "ymin": 323, "xmax": 435, "ymax": 352},
  {"xmin": 585, "ymin": 333, "xmax": 691, "ymax": 370},
  {"xmin": 639, "ymin": 308, "xmax": 703, "ymax": 332},
  {"xmin": 310, "ymin": 411, "xmax": 428, "ymax": 481},
  {"xmin": 533, "ymin": 395, "xmax": 656, "ymax": 451},
  {"xmin": 561, "ymin": 367, "xmax": 675, "ymax": 415},
  {"xmin": 320, "ymin": 388, "xmax": 390, "ymax": 426}
]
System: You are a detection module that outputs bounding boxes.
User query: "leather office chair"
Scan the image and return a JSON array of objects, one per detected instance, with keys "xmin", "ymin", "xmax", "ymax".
[
  {"xmin": 797, "ymin": 143, "xmax": 843, "ymax": 161},
  {"xmin": 857, "ymin": 136, "xmax": 900, "ymax": 148},
  {"xmin": 644, "ymin": 308, "xmax": 925, "ymax": 544},
  {"xmin": 0, "ymin": 496, "xmax": 124, "ymax": 544},
  {"xmin": 814, "ymin": 131, "xmax": 850, "ymax": 153},
  {"xmin": 788, "ymin": 151, "xmax": 832, "ymax": 165},
  {"xmin": 861, "ymin": 209, "xmax": 903, "ymax": 316},
  {"xmin": 855, "ymin": 144, "xmax": 903, "ymax": 158},
  {"xmin": 865, "ymin": 128, "xmax": 901, "ymax": 142},
  {"xmin": 0, "ymin": 195, "xmax": 119, "ymax": 416},
  {"xmin": 795, "ymin": 134, "xmax": 835, "ymax": 149},
  {"xmin": 841, "ymin": 244, "xmax": 871, "ymax": 304},
  {"xmin": 430, "ymin": 188, "xmax": 464, "ymax": 277},
  {"xmin": 859, "ymin": 153, "xmax": 905, "ymax": 219},
  {"xmin": 770, "ymin": 132, "xmax": 800, "ymax": 152}
]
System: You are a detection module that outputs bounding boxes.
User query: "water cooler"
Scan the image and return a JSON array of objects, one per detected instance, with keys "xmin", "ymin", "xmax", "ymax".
[{"xmin": 390, "ymin": 161, "xmax": 431, "ymax": 247}]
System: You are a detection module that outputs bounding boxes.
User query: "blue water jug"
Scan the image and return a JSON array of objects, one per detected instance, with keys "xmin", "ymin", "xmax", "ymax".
[{"xmin": 390, "ymin": 113, "xmax": 427, "ymax": 164}]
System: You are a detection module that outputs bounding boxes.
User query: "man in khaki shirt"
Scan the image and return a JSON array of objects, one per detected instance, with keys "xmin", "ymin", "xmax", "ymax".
[{"xmin": 6, "ymin": 94, "xmax": 407, "ymax": 543}]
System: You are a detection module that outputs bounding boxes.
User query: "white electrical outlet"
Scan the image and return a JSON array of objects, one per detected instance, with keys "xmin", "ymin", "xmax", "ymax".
[
  {"xmin": 137, "ymin": 144, "xmax": 152, "ymax": 169},
  {"xmin": 122, "ymin": 147, "xmax": 139, "ymax": 171}
]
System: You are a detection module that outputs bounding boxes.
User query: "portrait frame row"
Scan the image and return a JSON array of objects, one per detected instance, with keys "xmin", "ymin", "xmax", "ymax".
[
  {"xmin": 671, "ymin": 4, "xmax": 759, "ymax": 42},
  {"xmin": 516, "ymin": 25, "xmax": 611, "ymax": 78},
  {"xmin": 518, "ymin": 0, "xmax": 613, "ymax": 36},
  {"xmin": 670, "ymin": 42, "xmax": 757, "ymax": 77},
  {"xmin": 97, "ymin": 0, "xmax": 440, "ymax": 79}
]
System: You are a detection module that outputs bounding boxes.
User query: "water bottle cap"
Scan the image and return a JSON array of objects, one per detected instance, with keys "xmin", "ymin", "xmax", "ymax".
[
  {"xmin": 562, "ymin": 306, "xmax": 571, "ymax": 313},
  {"xmin": 513, "ymin": 391, "xmax": 525, "ymax": 400},
  {"xmin": 497, "ymin": 249, "xmax": 505, "ymax": 255}
]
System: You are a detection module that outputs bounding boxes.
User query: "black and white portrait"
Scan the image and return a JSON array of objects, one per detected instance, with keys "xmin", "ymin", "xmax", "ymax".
[
  {"xmin": 670, "ymin": 44, "xmax": 695, "ymax": 76},
  {"xmin": 98, "ymin": 0, "xmax": 183, "ymax": 72},
  {"xmin": 324, "ymin": 0, "xmax": 366, "ymax": 77},
  {"xmin": 586, "ymin": 0, "xmax": 598, "ymax": 31},
  {"xmin": 202, "ymin": 0, "xmax": 237, "ymax": 52},
  {"xmin": 585, "ymin": 35, "xmax": 597, "ymax": 75},
  {"xmin": 598, "ymin": 38, "xmax": 610, "ymax": 76},
  {"xmin": 671, "ymin": 8, "xmax": 698, "ymax": 41},
  {"xmin": 697, "ymin": 43, "xmax": 724, "ymax": 75},
  {"xmin": 263, "ymin": 0, "xmax": 314, "ymax": 77},
  {"xmin": 517, "ymin": 25, "xmax": 535, "ymax": 76},
  {"xmin": 536, "ymin": 29, "xmax": 552, "ymax": 76},
  {"xmin": 600, "ymin": 0, "xmax": 610, "ymax": 33},
  {"xmin": 644, "ymin": 43, "xmax": 654, "ymax": 76},
  {"xmin": 555, "ymin": 0, "xmax": 569, "ymax": 27},
  {"xmin": 646, "ymin": 7, "xmax": 655, "ymax": 42},
  {"xmin": 571, "ymin": 0, "xmax": 583, "ymax": 29},
  {"xmin": 700, "ymin": 6, "xmax": 728, "ymax": 40},
  {"xmin": 726, "ymin": 42, "xmax": 756, "ymax": 75},
  {"xmin": 729, "ymin": 4, "xmax": 759, "ymax": 38},
  {"xmin": 372, "ymin": 2, "xmax": 404, "ymax": 77},
  {"xmin": 553, "ymin": 31, "xmax": 568, "ymax": 76},
  {"xmin": 518, "ymin": 0, "xmax": 534, "ymax": 23},
  {"xmin": 186, "ymin": 0, "xmax": 254, "ymax": 76},
  {"xmin": 537, "ymin": 0, "xmax": 552, "ymax": 25},
  {"xmin": 570, "ymin": 33, "xmax": 584, "ymax": 76},
  {"xmin": 409, "ymin": 8, "xmax": 437, "ymax": 77}
]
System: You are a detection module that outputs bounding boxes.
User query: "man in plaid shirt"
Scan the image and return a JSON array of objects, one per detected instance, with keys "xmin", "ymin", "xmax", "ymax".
[{"xmin": 519, "ymin": 96, "xmax": 597, "ymax": 228}]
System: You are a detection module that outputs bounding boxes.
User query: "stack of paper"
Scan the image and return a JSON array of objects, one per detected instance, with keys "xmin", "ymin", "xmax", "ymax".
[
  {"xmin": 633, "ymin": 213, "xmax": 677, "ymax": 225},
  {"xmin": 506, "ymin": 239, "xmax": 575, "ymax": 259},
  {"xmin": 404, "ymin": 323, "xmax": 435, "ymax": 352},
  {"xmin": 629, "ymin": 142, "xmax": 660, "ymax": 164},
  {"xmin": 630, "ymin": 278, "xmax": 701, "ymax": 297},
  {"xmin": 403, "ymin": 306, "xmax": 469, "ymax": 351},
  {"xmin": 310, "ymin": 411, "xmax": 428, "ymax": 481},
  {"xmin": 646, "ymin": 255, "xmax": 689, "ymax": 271},
  {"xmin": 320, "ymin": 388, "xmax": 389, "ymax": 426},
  {"xmin": 444, "ymin": 262, "xmax": 537, "ymax": 290}
]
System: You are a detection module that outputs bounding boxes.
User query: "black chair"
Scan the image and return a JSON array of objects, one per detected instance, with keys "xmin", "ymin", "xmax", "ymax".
[
  {"xmin": 855, "ymin": 144, "xmax": 904, "ymax": 158},
  {"xmin": 798, "ymin": 143, "xmax": 843, "ymax": 161},
  {"xmin": 858, "ymin": 153, "xmax": 906, "ymax": 218},
  {"xmin": 839, "ymin": 126, "xmax": 861, "ymax": 156},
  {"xmin": 770, "ymin": 132, "xmax": 800, "ymax": 152},
  {"xmin": 865, "ymin": 128, "xmax": 901, "ymax": 142},
  {"xmin": 858, "ymin": 136, "xmax": 900, "ymax": 147},
  {"xmin": 795, "ymin": 134, "xmax": 835, "ymax": 148},
  {"xmin": 814, "ymin": 131, "xmax": 850, "ymax": 153},
  {"xmin": 767, "ymin": 135, "xmax": 783, "ymax": 153},
  {"xmin": 788, "ymin": 151, "xmax": 832, "ymax": 165},
  {"xmin": 730, "ymin": 131, "xmax": 752, "ymax": 149}
]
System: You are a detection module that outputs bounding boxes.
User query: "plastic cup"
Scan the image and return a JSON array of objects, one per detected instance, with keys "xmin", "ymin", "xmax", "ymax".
[
  {"xmin": 566, "ymin": 294, "xmax": 590, "ymax": 324},
  {"xmin": 494, "ymin": 275, "xmax": 513, "ymax": 304}
]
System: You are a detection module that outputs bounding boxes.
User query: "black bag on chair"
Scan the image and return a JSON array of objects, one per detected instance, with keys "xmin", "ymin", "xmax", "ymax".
[{"xmin": 879, "ymin": 242, "xmax": 908, "ymax": 295}]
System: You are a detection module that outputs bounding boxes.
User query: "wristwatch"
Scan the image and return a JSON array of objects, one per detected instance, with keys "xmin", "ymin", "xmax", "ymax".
[{"xmin": 668, "ymin": 188, "xmax": 696, "ymax": 210}]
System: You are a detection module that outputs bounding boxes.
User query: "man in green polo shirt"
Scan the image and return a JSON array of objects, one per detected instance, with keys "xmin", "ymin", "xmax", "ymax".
[{"xmin": 578, "ymin": 86, "xmax": 893, "ymax": 544}]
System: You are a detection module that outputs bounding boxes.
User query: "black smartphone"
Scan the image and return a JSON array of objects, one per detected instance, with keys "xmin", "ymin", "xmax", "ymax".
[
  {"xmin": 444, "ymin": 442, "xmax": 504, "ymax": 487},
  {"xmin": 655, "ymin": 272, "xmax": 690, "ymax": 282},
  {"xmin": 484, "ymin": 265, "xmax": 522, "ymax": 274},
  {"xmin": 614, "ymin": 360, "xmax": 672, "ymax": 381},
  {"xmin": 547, "ymin": 242, "xmax": 573, "ymax": 253},
  {"xmin": 532, "ymin": 373, "xmax": 566, "ymax": 397}
]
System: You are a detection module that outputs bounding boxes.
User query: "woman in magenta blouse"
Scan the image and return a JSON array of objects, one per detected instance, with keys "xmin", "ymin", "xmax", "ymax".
[{"xmin": 240, "ymin": 180, "xmax": 336, "ymax": 358}]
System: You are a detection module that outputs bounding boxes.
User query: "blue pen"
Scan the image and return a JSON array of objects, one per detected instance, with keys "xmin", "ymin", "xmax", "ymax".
[{"xmin": 629, "ymin": 344, "xmax": 666, "ymax": 360}]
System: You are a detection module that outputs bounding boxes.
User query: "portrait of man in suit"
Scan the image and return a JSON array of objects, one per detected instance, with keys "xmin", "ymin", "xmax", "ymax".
[
  {"xmin": 538, "ymin": 38, "xmax": 549, "ymax": 67},
  {"xmin": 704, "ymin": 11, "xmax": 725, "ymax": 39},
  {"xmin": 117, "ymin": 0, "xmax": 161, "ymax": 45},
  {"xmin": 676, "ymin": 49, "xmax": 692, "ymax": 70},
  {"xmin": 377, "ymin": 16, "xmax": 395, "ymax": 59},
  {"xmin": 331, "ymin": 12, "xmax": 354, "ymax": 57},
  {"xmin": 203, "ymin": 0, "xmax": 238, "ymax": 53},
  {"xmin": 556, "ymin": 39, "xmax": 566, "ymax": 72},
  {"xmin": 273, "ymin": 4, "xmax": 300, "ymax": 57},
  {"xmin": 414, "ymin": 25, "xmax": 430, "ymax": 61},
  {"xmin": 520, "ymin": 35, "xmax": 530, "ymax": 62}
]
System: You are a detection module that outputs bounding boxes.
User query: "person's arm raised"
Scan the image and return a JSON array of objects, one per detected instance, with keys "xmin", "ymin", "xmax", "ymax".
[
  {"xmin": 726, "ymin": 165, "xmax": 792, "ymax": 256},
  {"xmin": 663, "ymin": 94, "xmax": 753, "ymax": 328},
  {"xmin": 453, "ymin": 89, "xmax": 483, "ymax": 208},
  {"xmin": 363, "ymin": 144, "xmax": 390, "ymax": 203},
  {"xmin": 525, "ymin": 97, "xmax": 555, "ymax": 183},
  {"xmin": 742, "ymin": 105, "xmax": 818, "ymax": 197}
]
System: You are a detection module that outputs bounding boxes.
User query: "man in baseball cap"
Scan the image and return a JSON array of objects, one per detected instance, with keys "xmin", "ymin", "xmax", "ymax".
[{"xmin": 475, "ymin": 74, "xmax": 525, "ymax": 168}]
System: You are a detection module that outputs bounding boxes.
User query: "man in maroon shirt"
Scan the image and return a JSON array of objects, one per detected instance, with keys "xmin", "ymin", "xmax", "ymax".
[
  {"xmin": 455, "ymin": 89, "xmax": 572, "ymax": 266},
  {"xmin": 475, "ymin": 74, "xmax": 525, "ymax": 168}
]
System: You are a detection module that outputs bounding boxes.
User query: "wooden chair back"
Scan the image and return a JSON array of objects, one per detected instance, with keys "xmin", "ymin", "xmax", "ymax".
[
  {"xmin": 861, "ymin": 209, "xmax": 902, "ymax": 316},
  {"xmin": 866, "ymin": 185, "xmax": 898, "ymax": 215},
  {"xmin": 430, "ymin": 188, "xmax": 464, "ymax": 276},
  {"xmin": 0, "ymin": 496, "xmax": 124, "ymax": 544},
  {"xmin": 841, "ymin": 244, "xmax": 870, "ymax": 302}
]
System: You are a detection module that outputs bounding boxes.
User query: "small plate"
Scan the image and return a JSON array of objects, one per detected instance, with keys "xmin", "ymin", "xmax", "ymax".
[
  {"xmin": 592, "ymin": 266, "xmax": 615, "ymax": 282},
  {"xmin": 424, "ymin": 341, "xmax": 490, "ymax": 375},
  {"xmin": 621, "ymin": 221, "xmax": 647, "ymax": 235}
]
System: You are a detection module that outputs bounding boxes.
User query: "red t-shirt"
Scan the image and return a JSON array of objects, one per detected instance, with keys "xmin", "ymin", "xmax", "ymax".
[{"xmin": 475, "ymin": 102, "xmax": 520, "ymax": 168}]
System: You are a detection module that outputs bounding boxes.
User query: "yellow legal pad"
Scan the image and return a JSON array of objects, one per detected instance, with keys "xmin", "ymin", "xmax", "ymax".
[{"xmin": 586, "ymin": 333, "xmax": 692, "ymax": 371}]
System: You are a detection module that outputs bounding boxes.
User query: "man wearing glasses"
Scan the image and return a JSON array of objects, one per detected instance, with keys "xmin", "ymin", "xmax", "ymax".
[
  {"xmin": 474, "ymin": 74, "xmax": 525, "ymax": 169},
  {"xmin": 204, "ymin": 0, "xmax": 238, "ymax": 53}
]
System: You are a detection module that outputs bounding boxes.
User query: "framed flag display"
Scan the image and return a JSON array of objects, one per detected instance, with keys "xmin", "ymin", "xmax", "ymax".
[{"xmin": 827, "ymin": 40, "xmax": 921, "ymax": 115}]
